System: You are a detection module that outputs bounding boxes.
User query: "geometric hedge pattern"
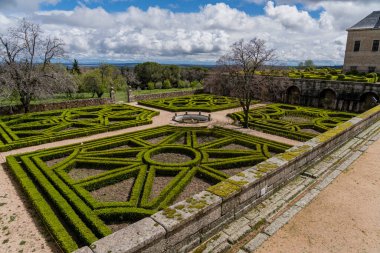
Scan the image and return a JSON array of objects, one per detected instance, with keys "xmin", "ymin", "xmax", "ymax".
[
  {"xmin": 138, "ymin": 94, "xmax": 241, "ymax": 112},
  {"xmin": 6, "ymin": 125, "xmax": 290, "ymax": 252},
  {"xmin": 0, "ymin": 104, "xmax": 158, "ymax": 151},
  {"xmin": 228, "ymin": 103, "xmax": 357, "ymax": 141}
]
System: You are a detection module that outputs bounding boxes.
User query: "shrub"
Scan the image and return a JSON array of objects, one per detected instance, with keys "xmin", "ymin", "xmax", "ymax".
[
  {"xmin": 147, "ymin": 81, "xmax": 155, "ymax": 90},
  {"xmin": 337, "ymin": 74, "xmax": 345, "ymax": 80},
  {"xmin": 0, "ymin": 104, "xmax": 159, "ymax": 151},
  {"xmin": 190, "ymin": 81, "xmax": 199, "ymax": 88},
  {"xmin": 154, "ymin": 81, "xmax": 162, "ymax": 89},
  {"xmin": 6, "ymin": 125, "xmax": 291, "ymax": 252},
  {"xmin": 228, "ymin": 103, "xmax": 357, "ymax": 141},
  {"xmin": 178, "ymin": 80, "xmax": 190, "ymax": 88},
  {"xmin": 138, "ymin": 94, "xmax": 243, "ymax": 112},
  {"xmin": 163, "ymin": 79, "xmax": 172, "ymax": 89}
]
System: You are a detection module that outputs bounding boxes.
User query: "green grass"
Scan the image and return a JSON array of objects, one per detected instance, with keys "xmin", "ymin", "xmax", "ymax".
[
  {"xmin": 138, "ymin": 94, "xmax": 244, "ymax": 112},
  {"xmin": 0, "ymin": 88, "xmax": 201, "ymax": 107},
  {"xmin": 7, "ymin": 125, "xmax": 291, "ymax": 252},
  {"xmin": 228, "ymin": 103, "xmax": 357, "ymax": 141},
  {"xmin": 0, "ymin": 104, "xmax": 158, "ymax": 151}
]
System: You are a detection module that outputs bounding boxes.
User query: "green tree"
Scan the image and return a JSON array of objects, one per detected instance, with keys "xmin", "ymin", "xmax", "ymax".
[
  {"xmin": 82, "ymin": 70, "xmax": 105, "ymax": 98},
  {"xmin": 72, "ymin": 59, "xmax": 81, "ymax": 75},
  {"xmin": 134, "ymin": 62, "xmax": 163, "ymax": 86}
]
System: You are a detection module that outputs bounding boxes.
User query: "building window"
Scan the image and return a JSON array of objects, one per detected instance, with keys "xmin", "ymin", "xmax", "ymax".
[
  {"xmin": 353, "ymin": 41, "xmax": 361, "ymax": 52},
  {"xmin": 372, "ymin": 40, "xmax": 379, "ymax": 51},
  {"xmin": 350, "ymin": 66, "xmax": 358, "ymax": 71},
  {"xmin": 368, "ymin": 66, "xmax": 376, "ymax": 73}
]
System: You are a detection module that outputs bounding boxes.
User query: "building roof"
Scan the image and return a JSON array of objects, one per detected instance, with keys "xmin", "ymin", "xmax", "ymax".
[{"xmin": 348, "ymin": 11, "xmax": 380, "ymax": 30}]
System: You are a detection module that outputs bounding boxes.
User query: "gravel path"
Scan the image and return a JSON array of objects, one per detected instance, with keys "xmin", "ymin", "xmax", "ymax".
[
  {"xmin": 0, "ymin": 102, "xmax": 300, "ymax": 253},
  {"xmin": 254, "ymin": 136, "xmax": 380, "ymax": 253}
]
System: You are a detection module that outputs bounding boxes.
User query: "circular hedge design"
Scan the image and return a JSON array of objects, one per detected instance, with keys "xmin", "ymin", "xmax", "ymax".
[
  {"xmin": 143, "ymin": 145, "xmax": 201, "ymax": 167},
  {"xmin": 138, "ymin": 94, "xmax": 242, "ymax": 112},
  {"xmin": 7, "ymin": 125, "xmax": 290, "ymax": 252},
  {"xmin": 0, "ymin": 104, "xmax": 158, "ymax": 151},
  {"xmin": 228, "ymin": 103, "xmax": 357, "ymax": 141}
]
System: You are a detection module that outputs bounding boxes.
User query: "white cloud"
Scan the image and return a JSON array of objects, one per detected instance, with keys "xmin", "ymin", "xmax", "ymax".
[
  {"xmin": 0, "ymin": 1, "xmax": 379, "ymax": 64},
  {"xmin": 0, "ymin": 0, "xmax": 60, "ymax": 13}
]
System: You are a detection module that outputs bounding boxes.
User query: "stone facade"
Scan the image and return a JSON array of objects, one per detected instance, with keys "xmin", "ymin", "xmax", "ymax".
[
  {"xmin": 276, "ymin": 77, "xmax": 380, "ymax": 112},
  {"xmin": 343, "ymin": 29, "xmax": 380, "ymax": 73},
  {"xmin": 343, "ymin": 11, "xmax": 380, "ymax": 73}
]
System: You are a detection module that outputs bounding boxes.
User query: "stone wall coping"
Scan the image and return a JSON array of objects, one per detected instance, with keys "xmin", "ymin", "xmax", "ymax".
[
  {"xmin": 90, "ymin": 217, "xmax": 165, "ymax": 253},
  {"xmin": 151, "ymin": 190, "xmax": 222, "ymax": 233}
]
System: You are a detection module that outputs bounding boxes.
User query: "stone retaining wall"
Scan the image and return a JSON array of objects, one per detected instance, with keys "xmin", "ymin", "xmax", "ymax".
[
  {"xmin": 130, "ymin": 89, "xmax": 203, "ymax": 102},
  {"xmin": 0, "ymin": 98, "xmax": 111, "ymax": 115},
  {"xmin": 75, "ymin": 104, "xmax": 380, "ymax": 253}
]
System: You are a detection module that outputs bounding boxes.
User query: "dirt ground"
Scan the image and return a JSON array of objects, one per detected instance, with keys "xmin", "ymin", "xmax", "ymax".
[
  {"xmin": 255, "ymin": 138, "xmax": 380, "ymax": 253},
  {"xmin": 0, "ymin": 162, "xmax": 59, "ymax": 253}
]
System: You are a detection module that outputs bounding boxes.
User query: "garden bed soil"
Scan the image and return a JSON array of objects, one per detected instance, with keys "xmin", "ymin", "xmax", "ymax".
[{"xmin": 91, "ymin": 178, "xmax": 135, "ymax": 202}]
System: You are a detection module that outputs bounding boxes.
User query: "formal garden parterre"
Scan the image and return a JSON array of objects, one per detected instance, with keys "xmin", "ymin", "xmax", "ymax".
[
  {"xmin": 228, "ymin": 104, "xmax": 357, "ymax": 141},
  {"xmin": 6, "ymin": 125, "xmax": 290, "ymax": 252},
  {"xmin": 0, "ymin": 104, "xmax": 158, "ymax": 151},
  {"xmin": 138, "ymin": 94, "xmax": 243, "ymax": 112}
]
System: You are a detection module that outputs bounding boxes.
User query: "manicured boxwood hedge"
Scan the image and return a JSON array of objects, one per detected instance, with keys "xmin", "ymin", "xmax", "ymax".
[
  {"xmin": 7, "ymin": 125, "xmax": 290, "ymax": 252},
  {"xmin": 138, "ymin": 94, "xmax": 244, "ymax": 112},
  {"xmin": 0, "ymin": 104, "xmax": 159, "ymax": 151},
  {"xmin": 228, "ymin": 103, "xmax": 357, "ymax": 141}
]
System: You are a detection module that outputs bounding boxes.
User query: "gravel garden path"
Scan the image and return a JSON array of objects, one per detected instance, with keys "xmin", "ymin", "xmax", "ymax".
[
  {"xmin": 252, "ymin": 136, "xmax": 380, "ymax": 253},
  {"xmin": 0, "ymin": 102, "xmax": 300, "ymax": 253}
]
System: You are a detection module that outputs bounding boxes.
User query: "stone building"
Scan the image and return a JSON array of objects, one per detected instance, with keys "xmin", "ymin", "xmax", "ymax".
[{"xmin": 343, "ymin": 11, "xmax": 380, "ymax": 73}]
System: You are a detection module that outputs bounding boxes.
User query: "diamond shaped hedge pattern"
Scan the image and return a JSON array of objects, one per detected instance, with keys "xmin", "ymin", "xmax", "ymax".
[
  {"xmin": 228, "ymin": 104, "xmax": 357, "ymax": 141},
  {"xmin": 138, "ymin": 94, "xmax": 242, "ymax": 112},
  {"xmin": 0, "ymin": 104, "xmax": 158, "ymax": 151},
  {"xmin": 7, "ymin": 125, "xmax": 290, "ymax": 252}
]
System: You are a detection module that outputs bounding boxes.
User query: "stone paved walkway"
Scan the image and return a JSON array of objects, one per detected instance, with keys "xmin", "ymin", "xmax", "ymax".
[
  {"xmin": 0, "ymin": 102, "xmax": 299, "ymax": 253},
  {"xmin": 192, "ymin": 119, "xmax": 380, "ymax": 253}
]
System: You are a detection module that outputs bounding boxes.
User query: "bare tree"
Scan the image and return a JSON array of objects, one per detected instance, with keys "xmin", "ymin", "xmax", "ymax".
[
  {"xmin": 0, "ymin": 19, "xmax": 75, "ymax": 113},
  {"xmin": 216, "ymin": 38, "xmax": 276, "ymax": 128}
]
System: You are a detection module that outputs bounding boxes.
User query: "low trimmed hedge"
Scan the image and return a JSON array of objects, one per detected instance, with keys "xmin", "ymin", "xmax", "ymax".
[
  {"xmin": 7, "ymin": 125, "xmax": 291, "ymax": 252},
  {"xmin": 138, "ymin": 94, "xmax": 243, "ymax": 112},
  {"xmin": 0, "ymin": 104, "xmax": 159, "ymax": 151},
  {"xmin": 228, "ymin": 104, "xmax": 357, "ymax": 141}
]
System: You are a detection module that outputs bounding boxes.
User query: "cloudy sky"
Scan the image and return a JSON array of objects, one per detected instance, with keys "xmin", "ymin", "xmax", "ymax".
[{"xmin": 0, "ymin": 0, "xmax": 379, "ymax": 65}]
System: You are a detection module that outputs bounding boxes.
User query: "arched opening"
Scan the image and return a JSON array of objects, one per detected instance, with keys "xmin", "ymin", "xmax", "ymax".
[
  {"xmin": 286, "ymin": 86, "xmax": 301, "ymax": 105},
  {"xmin": 360, "ymin": 92, "xmax": 379, "ymax": 112},
  {"xmin": 319, "ymin": 89, "xmax": 337, "ymax": 110}
]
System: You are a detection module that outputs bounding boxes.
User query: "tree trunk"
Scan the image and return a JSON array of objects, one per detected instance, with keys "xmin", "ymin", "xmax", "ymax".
[
  {"xmin": 20, "ymin": 95, "xmax": 31, "ymax": 113},
  {"xmin": 243, "ymin": 109, "xmax": 249, "ymax": 128}
]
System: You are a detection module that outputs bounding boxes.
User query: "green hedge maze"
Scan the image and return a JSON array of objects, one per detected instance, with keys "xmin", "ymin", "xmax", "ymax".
[
  {"xmin": 138, "ymin": 94, "xmax": 242, "ymax": 112},
  {"xmin": 7, "ymin": 125, "xmax": 290, "ymax": 252},
  {"xmin": 0, "ymin": 104, "xmax": 159, "ymax": 151},
  {"xmin": 229, "ymin": 104, "xmax": 357, "ymax": 141}
]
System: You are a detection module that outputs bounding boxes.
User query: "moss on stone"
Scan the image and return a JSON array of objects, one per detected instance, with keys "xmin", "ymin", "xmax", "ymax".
[
  {"xmin": 357, "ymin": 105, "xmax": 380, "ymax": 119},
  {"xmin": 207, "ymin": 181, "xmax": 241, "ymax": 198},
  {"xmin": 227, "ymin": 179, "xmax": 249, "ymax": 186},
  {"xmin": 185, "ymin": 197, "xmax": 208, "ymax": 210},
  {"xmin": 175, "ymin": 204, "xmax": 185, "ymax": 210},
  {"xmin": 316, "ymin": 121, "xmax": 353, "ymax": 143},
  {"xmin": 278, "ymin": 145, "xmax": 312, "ymax": 161},
  {"xmin": 162, "ymin": 207, "xmax": 182, "ymax": 220},
  {"xmin": 256, "ymin": 162, "xmax": 278, "ymax": 173}
]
